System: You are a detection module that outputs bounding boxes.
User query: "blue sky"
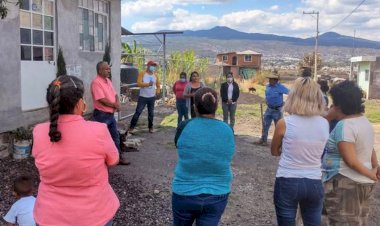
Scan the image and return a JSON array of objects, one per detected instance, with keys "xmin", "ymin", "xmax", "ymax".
[{"xmin": 121, "ymin": 0, "xmax": 380, "ymax": 41}]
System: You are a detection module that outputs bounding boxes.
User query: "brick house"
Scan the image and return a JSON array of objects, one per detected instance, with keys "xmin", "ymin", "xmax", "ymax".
[{"xmin": 216, "ymin": 50, "xmax": 262, "ymax": 79}]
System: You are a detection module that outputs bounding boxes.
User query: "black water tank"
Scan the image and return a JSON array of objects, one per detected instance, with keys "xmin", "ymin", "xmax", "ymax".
[{"xmin": 120, "ymin": 64, "xmax": 139, "ymax": 84}]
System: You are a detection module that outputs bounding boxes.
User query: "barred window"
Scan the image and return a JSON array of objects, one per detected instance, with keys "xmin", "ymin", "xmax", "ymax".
[{"xmin": 79, "ymin": 0, "xmax": 109, "ymax": 51}]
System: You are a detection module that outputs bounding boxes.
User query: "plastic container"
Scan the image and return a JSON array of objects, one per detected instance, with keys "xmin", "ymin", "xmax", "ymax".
[{"xmin": 13, "ymin": 141, "xmax": 31, "ymax": 159}]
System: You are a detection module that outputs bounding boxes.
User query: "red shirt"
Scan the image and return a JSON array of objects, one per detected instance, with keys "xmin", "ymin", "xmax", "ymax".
[
  {"xmin": 32, "ymin": 115, "xmax": 119, "ymax": 226},
  {"xmin": 173, "ymin": 80, "xmax": 188, "ymax": 99},
  {"xmin": 91, "ymin": 75, "xmax": 116, "ymax": 113}
]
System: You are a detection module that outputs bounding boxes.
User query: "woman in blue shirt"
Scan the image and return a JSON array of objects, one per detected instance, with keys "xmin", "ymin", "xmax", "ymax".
[{"xmin": 172, "ymin": 87, "xmax": 235, "ymax": 226}]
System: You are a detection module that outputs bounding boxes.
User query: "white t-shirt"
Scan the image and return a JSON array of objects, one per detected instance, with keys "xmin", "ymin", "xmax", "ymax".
[
  {"xmin": 276, "ymin": 115, "xmax": 329, "ymax": 179},
  {"xmin": 322, "ymin": 116, "xmax": 375, "ymax": 184},
  {"xmin": 139, "ymin": 72, "xmax": 157, "ymax": 98},
  {"xmin": 3, "ymin": 196, "xmax": 36, "ymax": 226},
  {"xmin": 227, "ymin": 83, "xmax": 234, "ymax": 100}
]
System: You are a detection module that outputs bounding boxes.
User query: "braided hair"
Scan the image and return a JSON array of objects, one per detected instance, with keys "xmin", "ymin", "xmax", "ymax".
[
  {"xmin": 46, "ymin": 75, "xmax": 84, "ymax": 142},
  {"xmin": 194, "ymin": 87, "xmax": 218, "ymax": 115}
]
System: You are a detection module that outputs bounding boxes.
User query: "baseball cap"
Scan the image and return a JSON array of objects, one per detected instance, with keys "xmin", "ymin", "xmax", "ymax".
[{"xmin": 147, "ymin": 60, "xmax": 157, "ymax": 66}]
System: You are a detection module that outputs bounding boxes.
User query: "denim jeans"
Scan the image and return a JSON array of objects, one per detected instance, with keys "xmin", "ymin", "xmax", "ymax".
[
  {"xmin": 130, "ymin": 96, "xmax": 156, "ymax": 129},
  {"xmin": 176, "ymin": 99, "xmax": 189, "ymax": 125},
  {"xmin": 93, "ymin": 109, "xmax": 120, "ymax": 153},
  {"xmin": 261, "ymin": 107, "xmax": 283, "ymax": 142},
  {"xmin": 222, "ymin": 102, "xmax": 237, "ymax": 129},
  {"xmin": 274, "ymin": 177, "xmax": 324, "ymax": 226},
  {"xmin": 105, "ymin": 219, "xmax": 113, "ymax": 226},
  {"xmin": 172, "ymin": 193, "xmax": 229, "ymax": 226}
]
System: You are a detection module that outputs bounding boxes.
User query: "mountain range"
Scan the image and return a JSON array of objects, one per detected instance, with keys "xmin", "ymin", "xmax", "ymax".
[
  {"xmin": 180, "ymin": 26, "xmax": 380, "ymax": 50},
  {"xmin": 123, "ymin": 26, "xmax": 380, "ymax": 66}
]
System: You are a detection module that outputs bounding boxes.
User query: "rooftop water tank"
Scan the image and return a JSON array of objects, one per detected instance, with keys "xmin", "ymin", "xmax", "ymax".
[{"xmin": 120, "ymin": 63, "xmax": 139, "ymax": 84}]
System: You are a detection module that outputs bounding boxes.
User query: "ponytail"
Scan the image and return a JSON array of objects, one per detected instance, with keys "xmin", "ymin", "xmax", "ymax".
[
  {"xmin": 48, "ymin": 80, "xmax": 62, "ymax": 142},
  {"xmin": 46, "ymin": 76, "xmax": 84, "ymax": 142}
]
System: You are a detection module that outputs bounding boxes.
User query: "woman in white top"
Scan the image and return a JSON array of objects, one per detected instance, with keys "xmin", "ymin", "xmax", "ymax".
[
  {"xmin": 271, "ymin": 77, "xmax": 329, "ymax": 226},
  {"xmin": 322, "ymin": 80, "xmax": 379, "ymax": 225}
]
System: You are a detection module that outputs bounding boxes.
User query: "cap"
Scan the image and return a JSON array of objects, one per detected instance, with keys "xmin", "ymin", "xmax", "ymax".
[
  {"xmin": 147, "ymin": 60, "xmax": 157, "ymax": 66},
  {"xmin": 266, "ymin": 74, "xmax": 280, "ymax": 79}
]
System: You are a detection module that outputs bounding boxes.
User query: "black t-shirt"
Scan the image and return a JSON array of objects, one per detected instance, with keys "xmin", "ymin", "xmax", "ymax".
[{"xmin": 190, "ymin": 87, "xmax": 201, "ymax": 105}]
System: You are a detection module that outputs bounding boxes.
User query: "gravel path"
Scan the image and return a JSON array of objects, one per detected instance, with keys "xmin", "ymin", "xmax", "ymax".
[{"xmin": 1, "ymin": 95, "xmax": 380, "ymax": 225}]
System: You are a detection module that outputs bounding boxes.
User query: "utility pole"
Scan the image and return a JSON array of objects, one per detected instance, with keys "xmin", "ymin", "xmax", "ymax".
[
  {"xmin": 303, "ymin": 10, "xmax": 319, "ymax": 81},
  {"xmin": 350, "ymin": 29, "xmax": 356, "ymax": 80}
]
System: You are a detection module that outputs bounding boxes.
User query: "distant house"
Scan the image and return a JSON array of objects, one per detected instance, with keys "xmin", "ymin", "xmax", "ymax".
[
  {"xmin": 216, "ymin": 50, "xmax": 262, "ymax": 79},
  {"xmin": 0, "ymin": 0, "xmax": 122, "ymax": 133},
  {"xmin": 351, "ymin": 56, "xmax": 380, "ymax": 99}
]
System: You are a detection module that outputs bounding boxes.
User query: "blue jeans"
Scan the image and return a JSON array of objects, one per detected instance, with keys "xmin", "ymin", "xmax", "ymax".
[
  {"xmin": 176, "ymin": 99, "xmax": 188, "ymax": 125},
  {"xmin": 105, "ymin": 219, "xmax": 113, "ymax": 226},
  {"xmin": 130, "ymin": 96, "xmax": 155, "ymax": 129},
  {"xmin": 261, "ymin": 107, "xmax": 282, "ymax": 142},
  {"xmin": 172, "ymin": 193, "xmax": 229, "ymax": 226},
  {"xmin": 93, "ymin": 109, "xmax": 120, "ymax": 153},
  {"xmin": 274, "ymin": 177, "xmax": 324, "ymax": 226}
]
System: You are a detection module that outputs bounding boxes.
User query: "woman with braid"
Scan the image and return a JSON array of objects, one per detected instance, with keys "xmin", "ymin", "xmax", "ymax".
[
  {"xmin": 172, "ymin": 87, "xmax": 235, "ymax": 226},
  {"xmin": 32, "ymin": 75, "xmax": 119, "ymax": 226}
]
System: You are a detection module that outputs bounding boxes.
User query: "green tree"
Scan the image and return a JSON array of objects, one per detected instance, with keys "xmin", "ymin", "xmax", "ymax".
[
  {"xmin": 102, "ymin": 42, "xmax": 112, "ymax": 80},
  {"xmin": 121, "ymin": 40, "xmax": 146, "ymax": 72},
  {"xmin": 56, "ymin": 47, "xmax": 67, "ymax": 77},
  {"xmin": 166, "ymin": 50, "xmax": 209, "ymax": 85},
  {"xmin": 0, "ymin": 0, "xmax": 21, "ymax": 19}
]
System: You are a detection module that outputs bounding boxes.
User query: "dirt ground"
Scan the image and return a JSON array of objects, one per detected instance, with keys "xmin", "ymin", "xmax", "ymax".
[
  {"xmin": 1, "ymin": 92, "xmax": 379, "ymax": 225},
  {"xmin": 113, "ymin": 92, "xmax": 380, "ymax": 226}
]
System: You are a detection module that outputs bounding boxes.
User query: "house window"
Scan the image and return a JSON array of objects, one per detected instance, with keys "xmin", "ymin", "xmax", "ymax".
[
  {"xmin": 79, "ymin": 0, "xmax": 109, "ymax": 51},
  {"xmin": 244, "ymin": 55, "xmax": 252, "ymax": 62},
  {"xmin": 365, "ymin": 69, "xmax": 369, "ymax": 81},
  {"xmin": 222, "ymin": 55, "xmax": 228, "ymax": 61},
  {"xmin": 19, "ymin": 0, "xmax": 55, "ymax": 61}
]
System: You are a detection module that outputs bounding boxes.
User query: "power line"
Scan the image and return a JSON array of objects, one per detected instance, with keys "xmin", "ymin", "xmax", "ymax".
[{"xmin": 325, "ymin": 0, "xmax": 365, "ymax": 32}]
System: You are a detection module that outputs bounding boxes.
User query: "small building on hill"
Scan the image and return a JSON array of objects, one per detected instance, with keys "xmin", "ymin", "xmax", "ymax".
[
  {"xmin": 351, "ymin": 56, "xmax": 380, "ymax": 99},
  {"xmin": 216, "ymin": 50, "xmax": 262, "ymax": 79}
]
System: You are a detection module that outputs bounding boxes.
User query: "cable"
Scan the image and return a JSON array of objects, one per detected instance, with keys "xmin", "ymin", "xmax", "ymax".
[{"xmin": 325, "ymin": 0, "xmax": 365, "ymax": 32}]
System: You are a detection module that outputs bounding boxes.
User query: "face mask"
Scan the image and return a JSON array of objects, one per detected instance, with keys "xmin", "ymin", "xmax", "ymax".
[
  {"xmin": 149, "ymin": 66, "xmax": 156, "ymax": 72},
  {"xmin": 227, "ymin": 78, "xmax": 233, "ymax": 83},
  {"xmin": 180, "ymin": 78, "xmax": 186, "ymax": 83}
]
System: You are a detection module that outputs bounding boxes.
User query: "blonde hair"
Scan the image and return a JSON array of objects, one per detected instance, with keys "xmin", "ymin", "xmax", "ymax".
[{"xmin": 283, "ymin": 77, "xmax": 325, "ymax": 116}]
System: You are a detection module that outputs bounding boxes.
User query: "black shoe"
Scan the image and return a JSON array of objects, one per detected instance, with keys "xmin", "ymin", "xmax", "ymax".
[{"xmin": 118, "ymin": 158, "xmax": 131, "ymax": 165}]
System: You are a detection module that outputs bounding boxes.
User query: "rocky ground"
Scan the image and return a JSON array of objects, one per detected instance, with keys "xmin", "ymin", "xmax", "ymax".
[{"xmin": 1, "ymin": 92, "xmax": 380, "ymax": 226}]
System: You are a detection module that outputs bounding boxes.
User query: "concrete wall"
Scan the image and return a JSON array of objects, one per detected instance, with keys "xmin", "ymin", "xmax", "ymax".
[
  {"xmin": 369, "ymin": 57, "xmax": 380, "ymax": 99},
  {"xmin": 0, "ymin": 0, "xmax": 121, "ymax": 133}
]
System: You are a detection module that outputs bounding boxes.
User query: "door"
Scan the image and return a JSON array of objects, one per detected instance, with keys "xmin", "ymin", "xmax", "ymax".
[
  {"xmin": 20, "ymin": 0, "xmax": 56, "ymax": 110},
  {"xmin": 232, "ymin": 56, "xmax": 237, "ymax": 66}
]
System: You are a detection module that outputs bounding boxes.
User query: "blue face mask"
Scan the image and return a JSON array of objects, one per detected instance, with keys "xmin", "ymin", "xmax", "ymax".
[
  {"xmin": 180, "ymin": 78, "xmax": 186, "ymax": 83},
  {"xmin": 149, "ymin": 66, "xmax": 156, "ymax": 72}
]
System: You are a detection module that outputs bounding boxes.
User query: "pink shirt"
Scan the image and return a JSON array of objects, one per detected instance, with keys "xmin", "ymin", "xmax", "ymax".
[
  {"xmin": 173, "ymin": 80, "xmax": 188, "ymax": 99},
  {"xmin": 91, "ymin": 75, "xmax": 117, "ymax": 113},
  {"xmin": 32, "ymin": 115, "xmax": 120, "ymax": 226}
]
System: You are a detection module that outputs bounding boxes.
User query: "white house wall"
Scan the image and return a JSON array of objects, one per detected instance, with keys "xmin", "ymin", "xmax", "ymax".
[{"xmin": 0, "ymin": 0, "xmax": 121, "ymax": 133}]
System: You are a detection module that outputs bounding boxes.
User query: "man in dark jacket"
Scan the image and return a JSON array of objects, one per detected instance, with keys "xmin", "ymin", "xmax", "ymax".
[{"xmin": 220, "ymin": 72, "xmax": 240, "ymax": 131}]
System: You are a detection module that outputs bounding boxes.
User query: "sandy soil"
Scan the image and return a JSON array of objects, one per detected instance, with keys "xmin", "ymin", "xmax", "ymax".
[
  {"xmin": 114, "ymin": 92, "xmax": 380, "ymax": 225},
  {"xmin": 1, "ymin": 92, "xmax": 379, "ymax": 225}
]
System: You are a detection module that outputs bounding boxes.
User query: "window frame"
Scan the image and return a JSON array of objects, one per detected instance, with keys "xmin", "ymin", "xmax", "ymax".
[
  {"xmin": 222, "ymin": 55, "xmax": 228, "ymax": 61},
  {"xmin": 78, "ymin": 0, "xmax": 110, "ymax": 52},
  {"xmin": 19, "ymin": 0, "xmax": 56, "ymax": 61},
  {"xmin": 244, "ymin": 55, "xmax": 252, "ymax": 62}
]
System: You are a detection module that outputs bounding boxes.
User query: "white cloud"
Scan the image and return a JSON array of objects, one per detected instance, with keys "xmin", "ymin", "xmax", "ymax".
[
  {"xmin": 123, "ymin": 0, "xmax": 380, "ymax": 41},
  {"xmin": 130, "ymin": 9, "xmax": 218, "ymax": 32},
  {"xmin": 269, "ymin": 5, "xmax": 279, "ymax": 11}
]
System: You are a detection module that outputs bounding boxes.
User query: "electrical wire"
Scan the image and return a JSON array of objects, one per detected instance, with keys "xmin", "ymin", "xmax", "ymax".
[{"xmin": 325, "ymin": 0, "xmax": 365, "ymax": 32}]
